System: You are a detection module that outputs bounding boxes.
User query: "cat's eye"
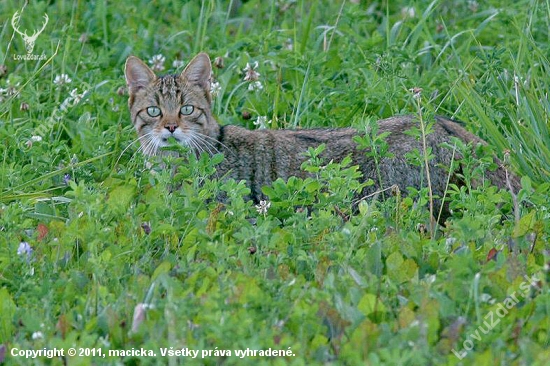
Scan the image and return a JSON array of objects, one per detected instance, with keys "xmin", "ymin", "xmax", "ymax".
[
  {"xmin": 146, "ymin": 106, "xmax": 161, "ymax": 117},
  {"xmin": 180, "ymin": 105, "xmax": 194, "ymax": 115}
]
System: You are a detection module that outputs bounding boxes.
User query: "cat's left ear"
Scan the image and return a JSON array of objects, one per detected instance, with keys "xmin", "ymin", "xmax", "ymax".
[{"xmin": 181, "ymin": 53, "xmax": 212, "ymax": 91}]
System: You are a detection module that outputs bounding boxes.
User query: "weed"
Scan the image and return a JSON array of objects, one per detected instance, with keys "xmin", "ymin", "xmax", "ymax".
[{"xmin": 0, "ymin": 0, "xmax": 548, "ymax": 364}]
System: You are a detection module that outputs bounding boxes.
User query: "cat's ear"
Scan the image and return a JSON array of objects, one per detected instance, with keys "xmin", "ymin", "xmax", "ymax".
[
  {"xmin": 125, "ymin": 56, "xmax": 156, "ymax": 93},
  {"xmin": 181, "ymin": 53, "xmax": 212, "ymax": 91}
]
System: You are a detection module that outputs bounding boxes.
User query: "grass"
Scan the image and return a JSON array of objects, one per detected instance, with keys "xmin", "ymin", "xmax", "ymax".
[{"xmin": 1, "ymin": 0, "xmax": 549, "ymax": 364}]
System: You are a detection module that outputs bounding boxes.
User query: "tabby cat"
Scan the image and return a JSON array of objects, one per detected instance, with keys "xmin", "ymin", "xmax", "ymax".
[{"xmin": 124, "ymin": 52, "xmax": 518, "ymax": 219}]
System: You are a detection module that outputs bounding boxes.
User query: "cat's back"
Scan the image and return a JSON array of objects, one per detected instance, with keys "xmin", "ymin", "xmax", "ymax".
[
  {"xmin": 217, "ymin": 115, "xmax": 477, "ymax": 166},
  {"xmin": 219, "ymin": 124, "xmax": 358, "ymax": 156}
]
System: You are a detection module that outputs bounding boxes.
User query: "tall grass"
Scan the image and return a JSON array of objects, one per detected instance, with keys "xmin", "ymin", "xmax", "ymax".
[{"xmin": 0, "ymin": 1, "xmax": 548, "ymax": 364}]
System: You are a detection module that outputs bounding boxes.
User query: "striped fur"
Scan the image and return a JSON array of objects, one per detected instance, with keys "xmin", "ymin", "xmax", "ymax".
[{"xmin": 125, "ymin": 53, "xmax": 519, "ymax": 219}]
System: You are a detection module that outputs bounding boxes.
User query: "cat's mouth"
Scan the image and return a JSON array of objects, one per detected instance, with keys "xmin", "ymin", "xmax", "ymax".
[
  {"xmin": 158, "ymin": 136, "xmax": 192, "ymax": 152},
  {"xmin": 161, "ymin": 137, "xmax": 181, "ymax": 143}
]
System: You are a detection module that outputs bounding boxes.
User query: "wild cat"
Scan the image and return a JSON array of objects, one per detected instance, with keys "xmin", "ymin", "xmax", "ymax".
[{"xmin": 124, "ymin": 52, "xmax": 518, "ymax": 220}]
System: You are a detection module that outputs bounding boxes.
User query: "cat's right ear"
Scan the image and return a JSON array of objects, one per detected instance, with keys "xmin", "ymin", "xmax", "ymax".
[{"xmin": 125, "ymin": 56, "xmax": 156, "ymax": 94}]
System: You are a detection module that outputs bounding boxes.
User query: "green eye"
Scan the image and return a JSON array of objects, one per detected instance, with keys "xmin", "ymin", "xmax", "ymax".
[
  {"xmin": 180, "ymin": 105, "xmax": 194, "ymax": 115},
  {"xmin": 146, "ymin": 106, "xmax": 161, "ymax": 117}
]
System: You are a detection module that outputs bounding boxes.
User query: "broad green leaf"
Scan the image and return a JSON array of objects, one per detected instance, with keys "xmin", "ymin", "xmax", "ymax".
[
  {"xmin": 358, "ymin": 293, "xmax": 386, "ymax": 316},
  {"xmin": 107, "ymin": 182, "xmax": 137, "ymax": 215},
  {"xmin": 152, "ymin": 261, "xmax": 172, "ymax": 281},
  {"xmin": 513, "ymin": 210, "xmax": 537, "ymax": 237}
]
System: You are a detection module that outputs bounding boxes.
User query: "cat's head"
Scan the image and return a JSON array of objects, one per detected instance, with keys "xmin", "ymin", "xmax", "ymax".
[{"xmin": 124, "ymin": 53, "xmax": 219, "ymax": 156}]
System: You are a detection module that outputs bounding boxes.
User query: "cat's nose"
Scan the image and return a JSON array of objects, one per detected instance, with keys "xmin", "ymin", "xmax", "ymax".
[{"xmin": 164, "ymin": 124, "xmax": 177, "ymax": 133}]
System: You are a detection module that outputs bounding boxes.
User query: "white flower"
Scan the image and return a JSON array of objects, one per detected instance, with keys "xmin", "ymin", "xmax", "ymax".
[
  {"xmin": 255, "ymin": 200, "xmax": 271, "ymax": 215},
  {"xmin": 253, "ymin": 116, "xmax": 271, "ymax": 129},
  {"xmin": 31, "ymin": 331, "xmax": 44, "ymax": 340},
  {"xmin": 210, "ymin": 80, "xmax": 221, "ymax": 96},
  {"xmin": 248, "ymin": 80, "xmax": 264, "ymax": 91},
  {"xmin": 0, "ymin": 88, "xmax": 7, "ymax": 103},
  {"xmin": 410, "ymin": 87, "xmax": 422, "ymax": 99},
  {"xmin": 69, "ymin": 88, "xmax": 86, "ymax": 104},
  {"xmin": 172, "ymin": 59, "xmax": 184, "ymax": 69},
  {"xmin": 59, "ymin": 88, "xmax": 87, "ymax": 111},
  {"xmin": 53, "ymin": 74, "xmax": 72, "ymax": 86},
  {"xmin": 31, "ymin": 135, "xmax": 42, "ymax": 142},
  {"xmin": 0, "ymin": 83, "xmax": 19, "ymax": 102},
  {"xmin": 243, "ymin": 61, "xmax": 260, "ymax": 81},
  {"xmin": 149, "ymin": 54, "xmax": 166, "ymax": 71},
  {"xmin": 284, "ymin": 38, "xmax": 294, "ymax": 51},
  {"xmin": 243, "ymin": 61, "xmax": 263, "ymax": 91},
  {"xmin": 401, "ymin": 6, "xmax": 416, "ymax": 18}
]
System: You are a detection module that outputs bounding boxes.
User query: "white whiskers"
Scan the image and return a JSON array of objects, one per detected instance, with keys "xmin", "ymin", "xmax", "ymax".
[
  {"xmin": 119, "ymin": 127, "xmax": 234, "ymax": 169},
  {"xmin": 187, "ymin": 131, "xmax": 219, "ymax": 156},
  {"xmin": 115, "ymin": 130, "xmax": 157, "ymax": 166},
  {"xmin": 193, "ymin": 131, "xmax": 236, "ymax": 158},
  {"xmin": 136, "ymin": 131, "xmax": 162, "ymax": 157}
]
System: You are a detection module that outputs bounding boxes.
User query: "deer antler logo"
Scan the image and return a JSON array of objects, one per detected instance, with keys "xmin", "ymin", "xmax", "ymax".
[{"xmin": 11, "ymin": 11, "xmax": 49, "ymax": 54}]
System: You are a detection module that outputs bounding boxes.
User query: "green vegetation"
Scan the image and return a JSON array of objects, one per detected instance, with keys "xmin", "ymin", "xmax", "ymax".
[{"xmin": 0, "ymin": 0, "xmax": 548, "ymax": 364}]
